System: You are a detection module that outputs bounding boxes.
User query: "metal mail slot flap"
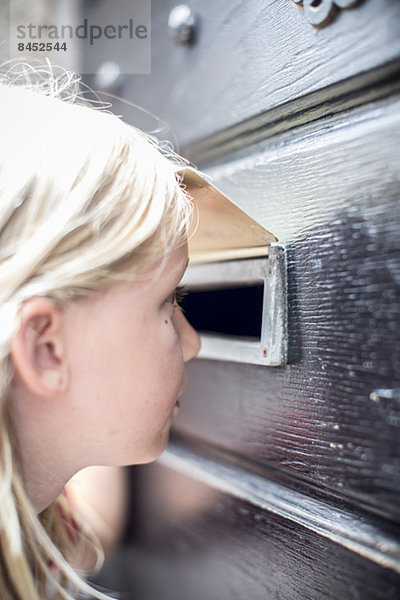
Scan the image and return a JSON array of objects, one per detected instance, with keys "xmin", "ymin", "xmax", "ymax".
[{"xmin": 178, "ymin": 167, "xmax": 276, "ymax": 264}]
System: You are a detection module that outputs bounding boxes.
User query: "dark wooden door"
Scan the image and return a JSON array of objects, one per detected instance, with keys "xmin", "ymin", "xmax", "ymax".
[{"xmin": 87, "ymin": 1, "xmax": 400, "ymax": 598}]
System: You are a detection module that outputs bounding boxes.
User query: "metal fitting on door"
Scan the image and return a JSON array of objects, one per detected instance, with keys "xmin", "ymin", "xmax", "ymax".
[{"xmin": 168, "ymin": 5, "xmax": 199, "ymax": 45}]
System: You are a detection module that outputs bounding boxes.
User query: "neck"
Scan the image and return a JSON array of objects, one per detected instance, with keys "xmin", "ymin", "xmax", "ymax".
[
  {"xmin": 25, "ymin": 459, "xmax": 70, "ymax": 514},
  {"xmin": 9, "ymin": 385, "xmax": 75, "ymax": 514}
]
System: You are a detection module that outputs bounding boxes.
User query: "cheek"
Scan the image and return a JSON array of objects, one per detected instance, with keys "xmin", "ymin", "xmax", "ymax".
[
  {"xmin": 159, "ymin": 308, "xmax": 180, "ymax": 351},
  {"xmin": 68, "ymin": 308, "xmax": 183, "ymax": 417},
  {"xmin": 147, "ymin": 321, "xmax": 185, "ymax": 404},
  {"xmin": 154, "ymin": 320, "xmax": 184, "ymax": 383},
  {"xmin": 119, "ymin": 315, "xmax": 183, "ymax": 402}
]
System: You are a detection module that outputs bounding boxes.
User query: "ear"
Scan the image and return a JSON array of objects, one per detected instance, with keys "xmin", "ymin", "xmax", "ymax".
[{"xmin": 10, "ymin": 297, "xmax": 69, "ymax": 397}]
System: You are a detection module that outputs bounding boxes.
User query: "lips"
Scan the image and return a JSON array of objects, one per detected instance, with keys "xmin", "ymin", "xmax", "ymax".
[
  {"xmin": 173, "ymin": 378, "xmax": 186, "ymax": 416},
  {"xmin": 178, "ymin": 376, "xmax": 187, "ymax": 398},
  {"xmin": 172, "ymin": 400, "xmax": 181, "ymax": 418}
]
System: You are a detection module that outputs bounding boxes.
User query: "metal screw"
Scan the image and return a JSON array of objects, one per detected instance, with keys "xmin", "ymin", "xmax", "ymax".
[{"xmin": 168, "ymin": 4, "xmax": 199, "ymax": 45}]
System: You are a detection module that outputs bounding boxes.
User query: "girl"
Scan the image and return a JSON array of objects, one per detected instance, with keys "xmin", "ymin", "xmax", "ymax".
[{"xmin": 0, "ymin": 63, "xmax": 200, "ymax": 599}]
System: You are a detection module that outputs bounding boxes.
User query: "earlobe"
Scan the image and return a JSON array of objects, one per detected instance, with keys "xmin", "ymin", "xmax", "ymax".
[{"xmin": 10, "ymin": 298, "xmax": 69, "ymax": 397}]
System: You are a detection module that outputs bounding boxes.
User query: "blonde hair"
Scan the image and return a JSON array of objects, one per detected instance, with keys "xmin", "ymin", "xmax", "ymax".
[{"xmin": 0, "ymin": 62, "xmax": 192, "ymax": 599}]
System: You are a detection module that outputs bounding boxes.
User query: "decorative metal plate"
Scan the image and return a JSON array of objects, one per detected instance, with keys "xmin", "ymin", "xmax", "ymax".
[{"xmin": 292, "ymin": 0, "xmax": 361, "ymax": 27}]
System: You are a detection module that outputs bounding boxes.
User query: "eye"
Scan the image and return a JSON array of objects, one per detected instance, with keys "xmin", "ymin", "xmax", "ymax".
[
  {"xmin": 165, "ymin": 285, "xmax": 188, "ymax": 307},
  {"xmin": 174, "ymin": 285, "xmax": 188, "ymax": 306}
]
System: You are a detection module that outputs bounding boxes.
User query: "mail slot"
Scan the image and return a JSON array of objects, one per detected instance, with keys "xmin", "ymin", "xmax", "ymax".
[
  {"xmin": 180, "ymin": 281, "xmax": 264, "ymax": 340},
  {"xmin": 179, "ymin": 168, "xmax": 288, "ymax": 367},
  {"xmin": 182, "ymin": 248, "xmax": 287, "ymax": 366}
]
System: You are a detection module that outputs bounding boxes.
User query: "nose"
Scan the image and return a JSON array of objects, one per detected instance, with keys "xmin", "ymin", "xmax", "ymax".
[{"xmin": 174, "ymin": 308, "xmax": 201, "ymax": 362}]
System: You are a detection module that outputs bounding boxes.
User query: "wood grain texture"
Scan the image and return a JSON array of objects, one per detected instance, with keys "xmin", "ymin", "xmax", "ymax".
[
  {"xmin": 159, "ymin": 439, "xmax": 400, "ymax": 572},
  {"xmin": 173, "ymin": 96, "xmax": 400, "ymax": 519},
  {"xmin": 93, "ymin": 463, "xmax": 400, "ymax": 600},
  {"xmin": 83, "ymin": 0, "xmax": 400, "ymax": 148}
]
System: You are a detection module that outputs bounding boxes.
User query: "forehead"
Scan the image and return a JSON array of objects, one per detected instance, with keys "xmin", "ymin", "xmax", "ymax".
[
  {"xmin": 160, "ymin": 243, "xmax": 189, "ymax": 283},
  {"xmin": 135, "ymin": 242, "xmax": 189, "ymax": 292}
]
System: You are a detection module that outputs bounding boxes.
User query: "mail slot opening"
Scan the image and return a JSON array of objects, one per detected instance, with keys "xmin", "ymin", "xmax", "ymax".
[{"xmin": 180, "ymin": 283, "xmax": 264, "ymax": 340}]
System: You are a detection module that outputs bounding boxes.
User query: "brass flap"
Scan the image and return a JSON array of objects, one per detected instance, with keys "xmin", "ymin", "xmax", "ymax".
[{"xmin": 178, "ymin": 167, "xmax": 276, "ymax": 264}]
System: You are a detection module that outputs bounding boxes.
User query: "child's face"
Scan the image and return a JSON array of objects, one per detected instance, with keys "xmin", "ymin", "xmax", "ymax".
[{"xmin": 62, "ymin": 241, "xmax": 200, "ymax": 468}]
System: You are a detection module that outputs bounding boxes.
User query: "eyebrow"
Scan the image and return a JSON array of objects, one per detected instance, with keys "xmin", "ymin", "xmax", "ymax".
[
  {"xmin": 176, "ymin": 258, "xmax": 189, "ymax": 283},
  {"xmin": 171, "ymin": 257, "xmax": 188, "ymax": 287}
]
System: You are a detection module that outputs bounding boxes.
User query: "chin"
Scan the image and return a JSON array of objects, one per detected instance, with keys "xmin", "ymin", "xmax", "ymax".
[
  {"xmin": 128, "ymin": 433, "xmax": 171, "ymax": 466},
  {"xmin": 148, "ymin": 438, "xmax": 170, "ymax": 463}
]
